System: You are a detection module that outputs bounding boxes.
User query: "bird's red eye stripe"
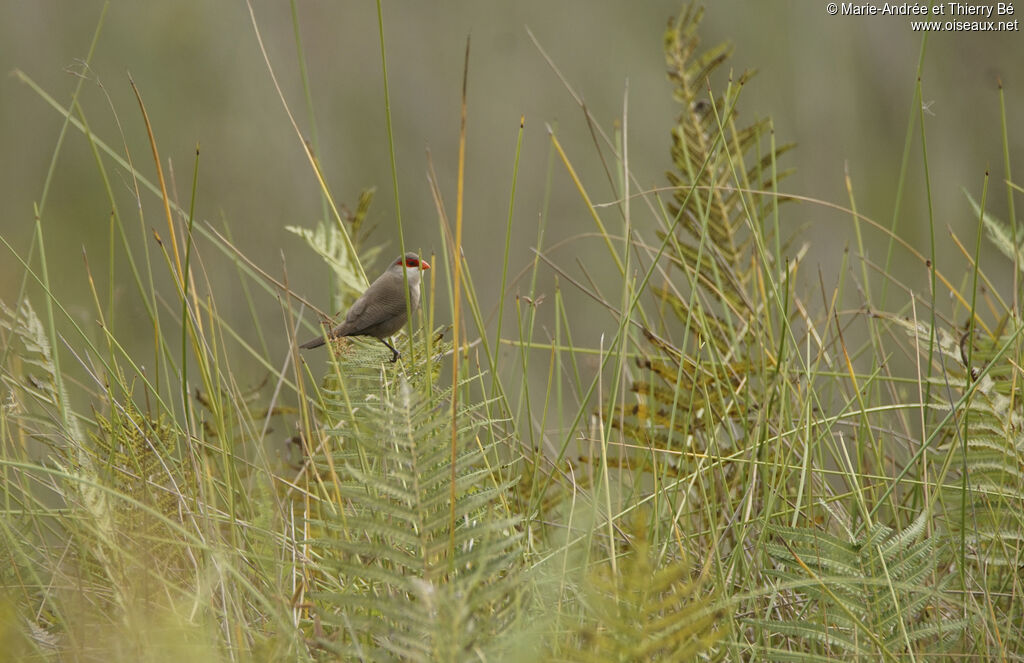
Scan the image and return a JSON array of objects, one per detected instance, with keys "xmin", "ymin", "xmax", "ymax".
[{"xmin": 395, "ymin": 256, "xmax": 430, "ymax": 269}]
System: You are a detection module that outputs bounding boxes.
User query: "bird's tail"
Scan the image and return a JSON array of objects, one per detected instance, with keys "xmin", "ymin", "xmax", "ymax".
[{"xmin": 298, "ymin": 336, "xmax": 326, "ymax": 350}]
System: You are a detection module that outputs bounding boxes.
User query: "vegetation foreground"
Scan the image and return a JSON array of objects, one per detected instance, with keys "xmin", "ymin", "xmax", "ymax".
[{"xmin": 2, "ymin": 4, "xmax": 1022, "ymax": 661}]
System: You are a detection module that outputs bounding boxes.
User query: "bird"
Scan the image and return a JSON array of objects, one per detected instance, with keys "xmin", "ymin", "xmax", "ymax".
[{"xmin": 299, "ymin": 252, "xmax": 430, "ymax": 362}]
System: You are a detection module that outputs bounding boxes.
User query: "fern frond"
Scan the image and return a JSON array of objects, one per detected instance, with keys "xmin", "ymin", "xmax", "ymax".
[
  {"xmin": 894, "ymin": 312, "xmax": 1024, "ymax": 574},
  {"xmin": 753, "ymin": 513, "xmax": 966, "ymax": 660},
  {"xmin": 966, "ymin": 191, "xmax": 1024, "ymax": 269},
  {"xmin": 305, "ymin": 374, "xmax": 523, "ymax": 661},
  {"xmin": 663, "ymin": 4, "xmax": 791, "ymax": 285},
  {"xmin": 286, "ymin": 187, "xmax": 380, "ymax": 310},
  {"xmin": 604, "ymin": 4, "xmax": 796, "ymax": 509},
  {"xmin": 558, "ymin": 515, "xmax": 727, "ymax": 660}
]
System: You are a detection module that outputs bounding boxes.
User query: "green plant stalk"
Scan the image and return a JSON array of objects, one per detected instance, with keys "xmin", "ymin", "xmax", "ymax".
[
  {"xmin": 20, "ymin": 5, "xmax": 108, "ymax": 444},
  {"xmin": 374, "ymin": 0, "xmax": 421, "ymax": 372},
  {"xmin": 960, "ymin": 170, "xmax": 990, "ymax": 592},
  {"xmin": 288, "ymin": 0, "xmax": 333, "ymax": 305},
  {"xmin": 180, "ymin": 145, "xmax": 200, "ymax": 447},
  {"xmin": 513, "ymin": 296, "xmax": 537, "ymax": 457},
  {"xmin": 592, "ymin": 97, "xmax": 633, "ymax": 577},
  {"xmin": 880, "ymin": 36, "xmax": 928, "ymax": 310},
  {"xmin": 916, "ymin": 72, "xmax": 940, "ymax": 421},
  {"xmin": 493, "ymin": 116, "xmax": 525, "ymax": 398},
  {"xmin": 997, "ymin": 80, "xmax": 1019, "ymax": 314}
]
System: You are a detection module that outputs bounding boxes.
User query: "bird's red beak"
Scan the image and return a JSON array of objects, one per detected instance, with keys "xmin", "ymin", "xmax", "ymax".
[{"xmin": 420, "ymin": 259, "xmax": 431, "ymax": 270}]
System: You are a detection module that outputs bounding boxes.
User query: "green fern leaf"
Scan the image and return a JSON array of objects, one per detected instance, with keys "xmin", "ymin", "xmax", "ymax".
[
  {"xmin": 304, "ymin": 374, "xmax": 523, "ymax": 661},
  {"xmin": 753, "ymin": 511, "xmax": 966, "ymax": 660}
]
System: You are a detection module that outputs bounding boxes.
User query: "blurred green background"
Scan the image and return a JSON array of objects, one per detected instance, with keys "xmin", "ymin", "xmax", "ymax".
[{"xmin": 1, "ymin": 1, "xmax": 1020, "ymax": 372}]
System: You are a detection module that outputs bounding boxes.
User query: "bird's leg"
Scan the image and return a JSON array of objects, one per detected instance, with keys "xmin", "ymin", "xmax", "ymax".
[{"xmin": 379, "ymin": 337, "xmax": 400, "ymax": 363}]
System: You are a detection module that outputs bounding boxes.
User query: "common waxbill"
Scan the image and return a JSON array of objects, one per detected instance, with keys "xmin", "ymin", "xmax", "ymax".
[{"xmin": 299, "ymin": 252, "xmax": 430, "ymax": 362}]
